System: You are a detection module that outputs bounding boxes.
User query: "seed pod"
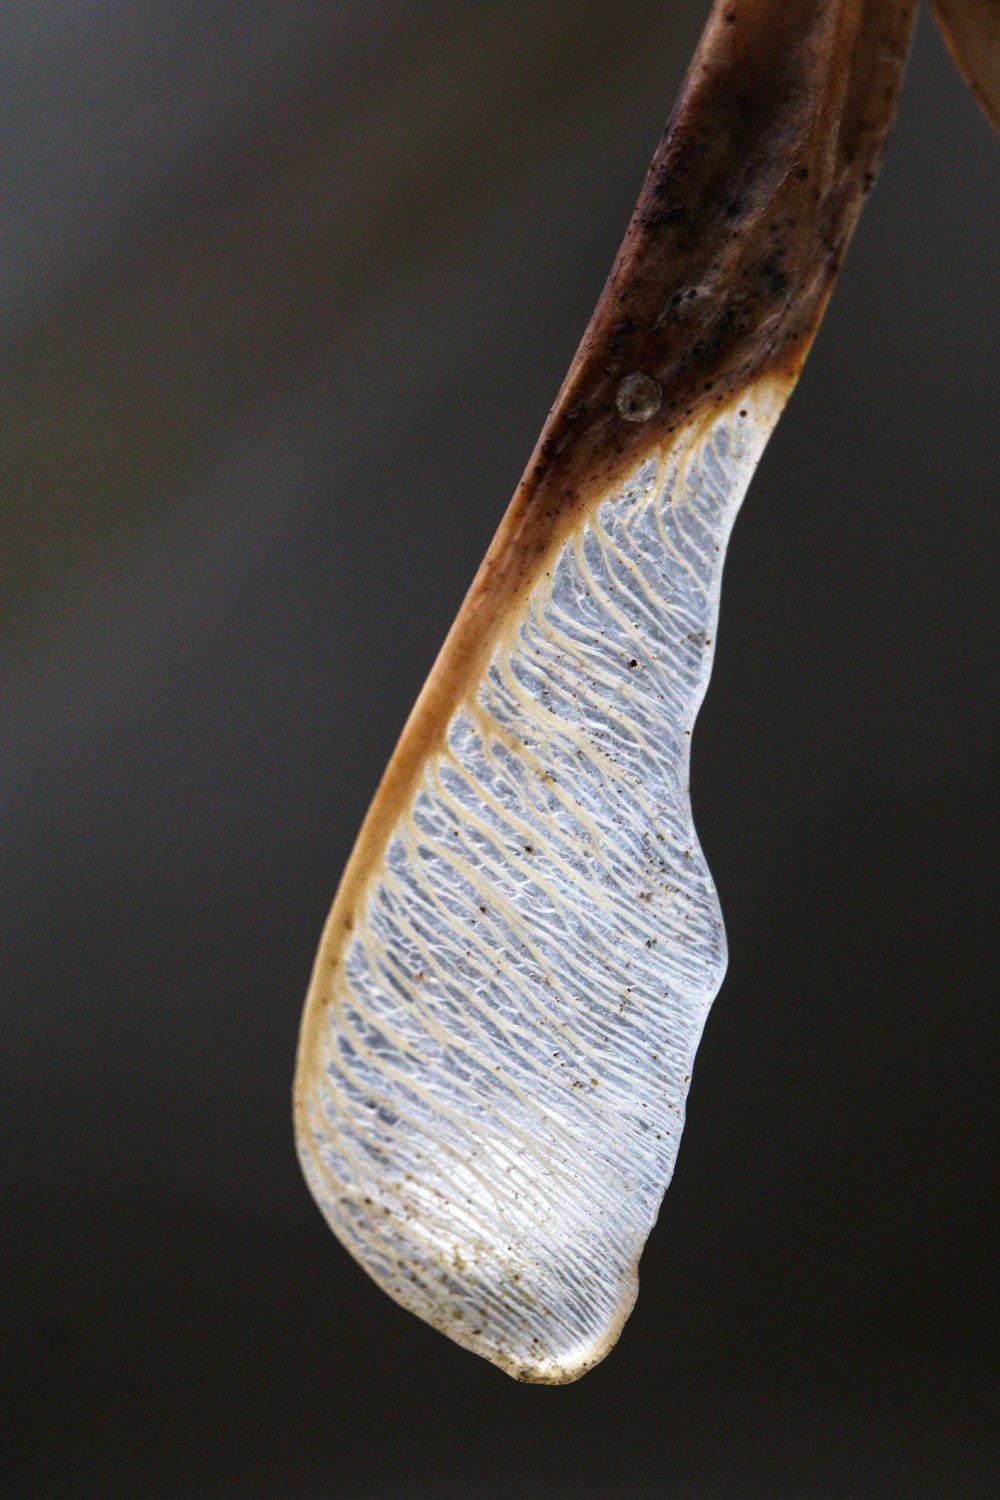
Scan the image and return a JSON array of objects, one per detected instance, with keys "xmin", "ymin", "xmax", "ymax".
[{"xmin": 294, "ymin": 0, "xmax": 919, "ymax": 1383}]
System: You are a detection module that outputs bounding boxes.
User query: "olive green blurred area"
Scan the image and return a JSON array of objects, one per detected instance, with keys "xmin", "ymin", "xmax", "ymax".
[{"xmin": 3, "ymin": 4, "xmax": 998, "ymax": 1497}]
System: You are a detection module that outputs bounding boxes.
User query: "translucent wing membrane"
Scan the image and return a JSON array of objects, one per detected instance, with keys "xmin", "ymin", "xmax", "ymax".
[
  {"xmin": 295, "ymin": 0, "xmax": 917, "ymax": 1380},
  {"xmin": 297, "ymin": 383, "xmax": 784, "ymax": 1379}
]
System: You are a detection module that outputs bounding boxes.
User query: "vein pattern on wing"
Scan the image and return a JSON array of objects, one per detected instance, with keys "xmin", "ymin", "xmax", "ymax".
[{"xmin": 298, "ymin": 384, "xmax": 782, "ymax": 1378}]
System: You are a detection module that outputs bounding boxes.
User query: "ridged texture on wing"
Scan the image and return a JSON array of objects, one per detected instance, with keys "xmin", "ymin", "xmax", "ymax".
[{"xmin": 297, "ymin": 379, "xmax": 785, "ymax": 1381}]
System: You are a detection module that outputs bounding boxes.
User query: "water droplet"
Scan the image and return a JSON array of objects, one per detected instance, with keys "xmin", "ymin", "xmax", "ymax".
[{"xmin": 616, "ymin": 372, "xmax": 662, "ymax": 422}]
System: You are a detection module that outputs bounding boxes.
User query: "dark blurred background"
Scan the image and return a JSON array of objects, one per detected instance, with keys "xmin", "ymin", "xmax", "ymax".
[{"xmin": 3, "ymin": 3, "xmax": 998, "ymax": 1496}]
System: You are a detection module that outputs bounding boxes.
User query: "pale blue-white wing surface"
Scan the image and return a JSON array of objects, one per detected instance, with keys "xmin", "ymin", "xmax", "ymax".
[{"xmin": 296, "ymin": 379, "xmax": 784, "ymax": 1381}]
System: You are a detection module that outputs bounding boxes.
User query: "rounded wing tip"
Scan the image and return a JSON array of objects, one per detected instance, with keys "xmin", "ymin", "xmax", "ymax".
[
  {"xmin": 295, "ymin": 1083, "xmax": 643, "ymax": 1384},
  {"xmin": 455, "ymin": 1267, "xmax": 640, "ymax": 1386}
]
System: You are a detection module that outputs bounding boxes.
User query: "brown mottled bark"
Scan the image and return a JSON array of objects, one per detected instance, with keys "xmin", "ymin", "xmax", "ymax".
[
  {"xmin": 528, "ymin": 0, "xmax": 917, "ymax": 504},
  {"xmin": 448, "ymin": 0, "xmax": 918, "ymax": 671}
]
